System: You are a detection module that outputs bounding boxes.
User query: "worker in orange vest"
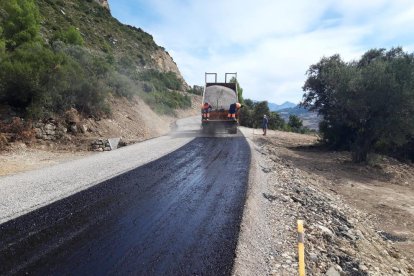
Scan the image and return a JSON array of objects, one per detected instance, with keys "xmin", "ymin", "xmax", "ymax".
[
  {"xmin": 202, "ymin": 102, "xmax": 212, "ymax": 120},
  {"xmin": 227, "ymin": 102, "xmax": 242, "ymax": 120}
]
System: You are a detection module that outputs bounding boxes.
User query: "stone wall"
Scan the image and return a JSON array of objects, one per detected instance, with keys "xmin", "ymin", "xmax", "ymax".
[
  {"xmin": 34, "ymin": 121, "xmax": 67, "ymax": 141},
  {"xmin": 90, "ymin": 138, "xmax": 121, "ymax": 152},
  {"xmin": 91, "ymin": 139, "xmax": 111, "ymax": 152}
]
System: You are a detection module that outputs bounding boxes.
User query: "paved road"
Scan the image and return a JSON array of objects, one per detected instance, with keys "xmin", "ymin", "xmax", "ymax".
[{"xmin": 0, "ymin": 135, "xmax": 251, "ymax": 275}]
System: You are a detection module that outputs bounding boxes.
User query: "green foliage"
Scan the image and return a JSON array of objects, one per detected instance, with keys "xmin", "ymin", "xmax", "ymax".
[
  {"xmin": 53, "ymin": 26, "xmax": 84, "ymax": 46},
  {"xmin": 0, "ymin": 27, "xmax": 5, "ymax": 54},
  {"xmin": 240, "ymin": 99, "xmax": 287, "ymax": 130},
  {"xmin": 140, "ymin": 90, "xmax": 191, "ymax": 115},
  {"xmin": 0, "ymin": 0, "xmax": 189, "ymax": 120},
  {"xmin": 252, "ymin": 101, "xmax": 270, "ymax": 128},
  {"xmin": 229, "ymin": 77, "xmax": 244, "ymax": 104},
  {"xmin": 1, "ymin": 0, "xmax": 41, "ymax": 50},
  {"xmin": 0, "ymin": 40, "xmax": 112, "ymax": 118},
  {"xmin": 0, "ymin": 42, "xmax": 59, "ymax": 110},
  {"xmin": 302, "ymin": 47, "xmax": 414, "ymax": 162},
  {"xmin": 267, "ymin": 112, "xmax": 284, "ymax": 130},
  {"xmin": 288, "ymin": 115, "xmax": 303, "ymax": 131},
  {"xmin": 139, "ymin": 69, "xmax": 182, "ymax": 91},
  {"xmin": 187, "ymin": 85, "xmax": 204, "ymax": 95}
]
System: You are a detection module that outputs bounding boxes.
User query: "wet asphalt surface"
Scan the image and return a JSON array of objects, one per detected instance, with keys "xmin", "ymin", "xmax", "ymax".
[{"xmin": 0, "ymin": 136, "xmax": 251, "ymax": 275}]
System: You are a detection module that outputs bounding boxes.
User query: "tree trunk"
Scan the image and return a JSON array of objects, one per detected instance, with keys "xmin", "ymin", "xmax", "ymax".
[{"xmin": 351, "ymin": 134, "xmax": 371, "ymax": 163}]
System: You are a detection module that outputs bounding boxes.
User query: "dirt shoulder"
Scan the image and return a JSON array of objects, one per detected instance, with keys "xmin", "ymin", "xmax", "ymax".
[
  {"xmin": 234, "ymin": 128, "xmax": 413, "ymax": 276},
  {"xmin": 0, "ymin": 94, "xmax": 201, "ymax": 177}
]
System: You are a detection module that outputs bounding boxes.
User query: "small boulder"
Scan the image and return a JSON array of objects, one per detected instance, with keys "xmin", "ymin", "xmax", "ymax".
[
  {"xmin": 65, "ymin": 108, "xmax": 80, "ymax": 124},
  {"xmin": 69, "ymin": 124, "xmax": 78, "ymax": 134},
  {"xmin": 326, "ymin": 266, "xmax": 341, "ymax": 276}
]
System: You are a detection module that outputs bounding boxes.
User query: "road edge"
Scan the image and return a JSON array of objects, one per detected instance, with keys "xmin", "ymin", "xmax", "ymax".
[{"xmin": 232, "ymin": 129, "xmax": 272, "ymax": 276}]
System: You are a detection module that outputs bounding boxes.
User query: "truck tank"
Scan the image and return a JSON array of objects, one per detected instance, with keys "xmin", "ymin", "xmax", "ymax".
[{"xmin": 201, "ymin": 73, "xmax": 240, "ymax": 134}]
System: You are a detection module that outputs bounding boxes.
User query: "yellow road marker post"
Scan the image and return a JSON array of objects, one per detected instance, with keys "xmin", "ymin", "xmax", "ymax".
[{"xmin": 297, "ymin": 220, "xmax": 305, "ymax": 276}]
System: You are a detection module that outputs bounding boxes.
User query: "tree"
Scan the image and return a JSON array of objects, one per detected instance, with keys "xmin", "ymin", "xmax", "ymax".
[
  {"xmin": 288, "ymin": 115, "xmax": 303, "ymax": 131},
  {"xmin": 239, "ymin": 99, "xmax": 253, "ymax": 127},
  {"xmin": 1, "ymin": 0, "xmax": 41, "ymax": 50},
  {"xmin": 229, "ymin": 77, "xmax": 244, "ymax": 104},
  {"xmin": 302, "ymin": 48, "xmax": 414, "ymax": 162},
  {"xmin": 268, "ymin": 111, "xmax": 285, "ymax": 130},
  {"xmin": 252, "ymin": 101, "xmax": 270, "ymax": 128}
]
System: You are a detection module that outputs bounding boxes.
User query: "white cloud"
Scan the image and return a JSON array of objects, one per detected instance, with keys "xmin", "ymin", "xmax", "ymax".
[{"xmin": 111, "ymin": 0, "xmax": 414, "ymax": 104}]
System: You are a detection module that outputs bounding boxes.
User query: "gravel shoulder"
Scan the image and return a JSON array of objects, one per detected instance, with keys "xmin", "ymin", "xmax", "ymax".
[
  {"xmin": 0, "ymin": 117, "xmax": 200, "ymax": 224},
  {"xmin": 0, "ymin": 135, "xmax": 250, "ymax": 275},
  {"xmin": 233, "ymin": 127, "xmax": 414, "ymax": 276}
]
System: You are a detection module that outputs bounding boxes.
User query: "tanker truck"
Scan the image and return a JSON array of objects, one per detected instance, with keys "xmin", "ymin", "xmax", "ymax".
[{"xmin": 201, "ymin": 73, "xmax": 240, "ymax": 134}]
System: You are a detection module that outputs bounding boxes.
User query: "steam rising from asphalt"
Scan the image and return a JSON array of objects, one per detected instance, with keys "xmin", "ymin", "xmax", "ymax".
[{"xmin": 169, "ymin": 116, "xmax": 243, "ymax": 138}]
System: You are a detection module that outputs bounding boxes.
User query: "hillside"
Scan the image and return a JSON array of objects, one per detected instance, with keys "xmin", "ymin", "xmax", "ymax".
[
  {"xmin": 278, "ymin": 106, "xmax": 321, "ymax": 130},
  {"xmin": 36, "ymin": 0, "xmax": 186, "ymax": 83},
  {"xmin": 0, "ymin": 0, "xmax": 200, "ymax": 152}
]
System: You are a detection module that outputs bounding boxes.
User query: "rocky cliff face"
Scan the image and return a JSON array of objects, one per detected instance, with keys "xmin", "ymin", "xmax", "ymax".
[
  {"xmin": 151, "ymin": 49, "xmax": 189, "ymax": 90},
  {"xmin": 94, "ymin": 0, "xmax": 110, "ymax": 10},
  {"xmin": 89, "ymin": 1, "xmax": 187, "ymax": 88}
]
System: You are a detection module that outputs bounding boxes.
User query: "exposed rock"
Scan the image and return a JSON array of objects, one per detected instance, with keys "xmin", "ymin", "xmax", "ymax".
[
  {"xmin": 318, "ymin": 225, "xmax": 334, "ymax": 237},
  {"xmin": 93, "ymin": 0, "xmax": 110, "ymax": 10},
  {"xmin": 91, "ymin": 138, "xmax": 123, "ymax": 152},
  {"xmin": 64, "ymin": 108, "xmax": 80, "ymax": 124},
  {"xmin": 69, "ymin": 124, "xmax": 78, "ymax": 134},
  {"xmin": 33, "ymin": 121, "xmax": 68, "ymax": 141},
  {"xmin": 108, "ymin": 138, "xmax": 121, "ymax": 150},
  {"xmin": 151, "ymin": 49, "xmax": 189, "ymax": 90},
  {"xmin": 80, "ymin": 124, "xmax": 88, "ymax": 134},
  {"xmin": 326, "ymin": 266, "xmax": 341, "ymax": 276}
]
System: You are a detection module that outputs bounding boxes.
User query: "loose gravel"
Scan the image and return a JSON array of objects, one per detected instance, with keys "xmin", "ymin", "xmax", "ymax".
[{"xmin": 0, "ymin": 117, "xmax": 200, "ymax": 224}]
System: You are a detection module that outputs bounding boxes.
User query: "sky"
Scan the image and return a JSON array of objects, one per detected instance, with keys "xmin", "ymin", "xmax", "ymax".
[{"xmin": 109, "ymin": 0, "xmax": 414, "ymax": 104}]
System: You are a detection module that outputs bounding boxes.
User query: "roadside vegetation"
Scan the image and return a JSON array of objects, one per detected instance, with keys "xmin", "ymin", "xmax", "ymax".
[
  {"xmin": 0, "ymin": 0, "xmax": 191, "ymax": 121},
  {"xmin": 239, "ymin": 99, "xmax": 311, "ymax": 134},
  {"xmin": 302, "ymin": 48, "xmax": 414, "ymax": 162}
]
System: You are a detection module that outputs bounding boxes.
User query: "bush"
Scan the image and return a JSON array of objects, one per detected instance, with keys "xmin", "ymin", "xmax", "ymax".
[
  {"xmin": 139, "ymin": 69, "xmax": 182, "ymax": 91},
  {"xmin": 53, "ymin": 26, "xmax": 84, "ymax": 46},
  {"xmin": 1, "ymin": 0, "xmax": 41, "ymax": 50},
  {"xmin": 140, "ymin": 90, "xmax": 191, "ymax": 115},
  {"xmin": 0, "ymin": 42, "xmax": 60, "ymax": 111},
  {"xmin": 107, "ymin": 72, "xmax": 136, "ymax": 99},
  {"xmin": 0, "ymin": 117, "xmax": 34, "ymax": 142},
  {"xmin": 0, "ymin": 0, "xmax": 191, "ymax": 120}
]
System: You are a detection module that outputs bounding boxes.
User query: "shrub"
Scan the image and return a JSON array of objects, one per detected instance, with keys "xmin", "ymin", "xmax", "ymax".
[
  {"xmin": 140, "ymin": 90, "xmax": 191, "ymax": 115},
  {"xmin": 1, "ymin": 0, "xmax": 41, "ymax": 50},
  {"xmin": 139, "ymin": 70, "xmax": 182, "ymax": 91},
  {"xmin": 53, "ymin": 26, "xmax": 84, "ymax": 46}
]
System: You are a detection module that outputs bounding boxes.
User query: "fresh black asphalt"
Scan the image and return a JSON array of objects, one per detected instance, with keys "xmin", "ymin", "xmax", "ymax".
[{"xmin": 0, "ymin": 137, "xmax": 251, "ymax": 275}]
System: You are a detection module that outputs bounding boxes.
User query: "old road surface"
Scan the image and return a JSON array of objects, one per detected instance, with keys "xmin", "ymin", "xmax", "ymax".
[{"xmin": 0, "ymin": 117, "xmax": 251, "ymax": 275}]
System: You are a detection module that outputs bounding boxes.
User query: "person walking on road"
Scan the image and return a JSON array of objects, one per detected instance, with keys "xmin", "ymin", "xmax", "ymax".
[{"xmin": 262, "ymin": 114, "xmax": 268, "ymax": 136}]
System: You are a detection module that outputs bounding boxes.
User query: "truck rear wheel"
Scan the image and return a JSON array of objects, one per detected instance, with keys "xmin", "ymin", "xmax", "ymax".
[{"xmin": 228, "ymin": 127, "xmax": 237, "ymax": 134}]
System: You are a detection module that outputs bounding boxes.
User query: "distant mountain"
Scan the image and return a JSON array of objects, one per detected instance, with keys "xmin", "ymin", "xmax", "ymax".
[
  {"xmin": 268, "ymin": 101, "xmax": 297, "ymax": 111},
  {"xmin": 277, "ymin": 106, "xmax": 321, "ymax": 130}
]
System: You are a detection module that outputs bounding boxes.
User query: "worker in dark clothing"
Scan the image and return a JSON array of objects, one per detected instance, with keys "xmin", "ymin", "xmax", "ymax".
[
  {"xmin": 262, "ymin": 114, "xmax": 268, "ymax": 135},
  {"xmin": 202, "ymin": 102, "xmax": 212, "ymax": 120},
  {"xmin": 227, "ymin": 102, "xmax": 242, "ymax": 120}
]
